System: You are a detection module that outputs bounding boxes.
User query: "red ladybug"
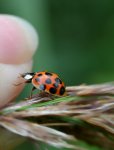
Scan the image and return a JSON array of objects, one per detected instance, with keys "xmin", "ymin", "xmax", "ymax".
[{"xmin": 20, "ymin": 71, "xmax": 66, "ymax": 96}]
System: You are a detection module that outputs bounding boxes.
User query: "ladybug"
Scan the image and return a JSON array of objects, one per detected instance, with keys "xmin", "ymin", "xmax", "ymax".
[{"xmin": 20, "ymin": 71, "xmax": 66, "ymax": 96}]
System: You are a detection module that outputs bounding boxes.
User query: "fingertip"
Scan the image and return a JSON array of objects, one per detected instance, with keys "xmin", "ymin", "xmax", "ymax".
[{"xmin": 0, "ymin": 14, "xmax": 39, "ymax": 64}]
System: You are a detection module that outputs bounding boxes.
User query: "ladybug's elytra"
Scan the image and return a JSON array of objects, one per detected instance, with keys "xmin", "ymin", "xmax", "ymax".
[{"xmin": 20, "ymin": 71, "xmax": 66, "ymax": 96}]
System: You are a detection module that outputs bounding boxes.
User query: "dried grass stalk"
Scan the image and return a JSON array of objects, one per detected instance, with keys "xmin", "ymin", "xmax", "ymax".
[{"xmin": 1, "ymin": 82, "xmax": 114, "ymax": 149}]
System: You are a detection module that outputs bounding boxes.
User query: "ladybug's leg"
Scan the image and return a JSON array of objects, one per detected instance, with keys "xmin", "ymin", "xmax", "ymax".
[{"xmin": 30, "ymin": 86, "xmax": 36, "ymax": 98}]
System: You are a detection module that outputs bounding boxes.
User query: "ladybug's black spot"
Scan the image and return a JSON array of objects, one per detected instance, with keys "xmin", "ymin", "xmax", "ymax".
[
  {"xmin": 53, "ymin": 83, "xmax": 59, "ymax": 88},
  {"xmin": 60, "ymin": 86, "xmax": 65, "ymax": 95},
  {"xmin": 39, "ymin": 84, "xmax": 46, "ymax": 91},
  {"xmin": 37, "ymin": 73, "xmax": 42, "ymax": 77},
  {"xmin": 49, "ymin": 87, "xmax": 57, "ymax": 94},
  {"xmin": 55, "ymin": 78, "xmax": 62, "ymax": 84},
  {"xmin": 45, "ymin": 78, "xmax": 52, "ymax": 84},
  {"xmin": 45, "ymin": 72, "xmax": 53, "ymax": 76},
  {"xmin": 35, "ymin": 78, "xmax": 40, "ymax": 82}
]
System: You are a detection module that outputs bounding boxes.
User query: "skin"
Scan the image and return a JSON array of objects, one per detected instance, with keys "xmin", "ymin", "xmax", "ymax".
[{"xmin": 0, "ymin": 14, "xmax": 38, "ymax": 108}]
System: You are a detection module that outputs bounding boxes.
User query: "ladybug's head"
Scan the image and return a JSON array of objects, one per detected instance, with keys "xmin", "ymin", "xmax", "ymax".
[{"xmin": 21, "ymin": 72, "xmax": 35, "ymax": 81}]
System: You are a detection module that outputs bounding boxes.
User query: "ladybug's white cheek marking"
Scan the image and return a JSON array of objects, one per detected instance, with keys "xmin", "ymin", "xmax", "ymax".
[{"xmin": 24, "ymin": 74, "xmax": 33, "ymax": 80}]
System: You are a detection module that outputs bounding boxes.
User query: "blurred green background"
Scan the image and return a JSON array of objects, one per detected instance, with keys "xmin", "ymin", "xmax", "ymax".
[{"xmin": 0, "ymin": 0, "xmax": 114, "ymax": 149}]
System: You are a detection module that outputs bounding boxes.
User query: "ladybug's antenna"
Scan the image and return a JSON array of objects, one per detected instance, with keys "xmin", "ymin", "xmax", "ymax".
[
  {"xmin": 13, "ymin": 82, "xmax": 25, "ymax": 86},
  {"xmin": 14, "ymin": 72, "xmax": 34, "ymax": 86}
]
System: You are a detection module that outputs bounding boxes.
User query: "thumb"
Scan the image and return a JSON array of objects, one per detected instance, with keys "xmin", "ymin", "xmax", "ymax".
[{"xmin": 0, "ymin": 15, "xmax": 38, "ymax": 107}]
